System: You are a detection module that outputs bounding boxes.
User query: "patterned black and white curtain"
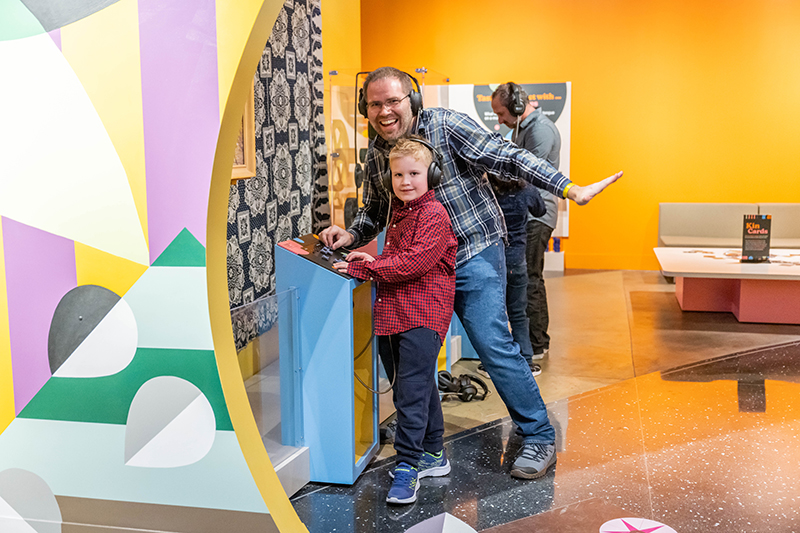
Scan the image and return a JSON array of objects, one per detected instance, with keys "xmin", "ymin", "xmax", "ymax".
[{"xmin": 227, "ymin": 0, "xmax": 328, "ymax": 349}]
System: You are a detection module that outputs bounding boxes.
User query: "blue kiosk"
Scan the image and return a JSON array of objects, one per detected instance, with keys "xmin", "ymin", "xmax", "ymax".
[{"xmin": 275, "ymin": 235, "xmax": 378, "ymax": 485}]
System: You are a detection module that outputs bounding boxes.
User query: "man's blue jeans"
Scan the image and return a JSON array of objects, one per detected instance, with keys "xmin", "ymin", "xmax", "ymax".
[
  {"xmin": 454, "ymin": 241, "xmax": 555, "ymax": 443},
  {"xmin": 506, "ymin": 260, "xmax": 534, "ymax": 362}
]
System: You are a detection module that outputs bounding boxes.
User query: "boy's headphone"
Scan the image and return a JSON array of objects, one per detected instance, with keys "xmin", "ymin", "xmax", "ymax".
[
  {"xmin": 508, "ymin": 82, "xmax": 526, "ymax": 117},
  {"xmin": 358, "ymin": 71, "xmax": 424, "ymax": 118},
  {"xmin": 437, "ymin": 371, "xmax": 489, "ymax": 402},
  {"xmin": 382, "ymin": 137, "xmax": 444, "ymax": 194}
]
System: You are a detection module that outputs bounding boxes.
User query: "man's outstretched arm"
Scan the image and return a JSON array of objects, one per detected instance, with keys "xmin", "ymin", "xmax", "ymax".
[{"xmin": 566, "ymin": 171, "xmax": 623, "ymax": 206}]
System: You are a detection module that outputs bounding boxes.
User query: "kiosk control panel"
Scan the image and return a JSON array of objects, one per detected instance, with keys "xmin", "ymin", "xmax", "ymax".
[{"xmin": 277, "ymin": 234, "xmax": 352, "ymax": 277}]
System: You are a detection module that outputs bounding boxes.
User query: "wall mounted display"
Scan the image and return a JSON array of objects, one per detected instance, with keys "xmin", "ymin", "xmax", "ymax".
[{"xmin": 233, "ymin": 81, "xmax": 257, "ymax": 180}]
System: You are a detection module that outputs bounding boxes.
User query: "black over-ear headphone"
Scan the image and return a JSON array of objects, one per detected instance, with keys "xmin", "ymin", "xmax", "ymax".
[
  {"xmin": 383, "ymin": 137, "xmax": 444, "ymax": 194},
  {"xmin": 437, "ymin": 371, "xmax": 489, "ymax": 402},
  {"xmin": 358, "ymin": 71, "xmax": 423, "ymax": 118},
  {"xmin": 509, "ymin": 82, "xmax": 526, "ymax": 117}
]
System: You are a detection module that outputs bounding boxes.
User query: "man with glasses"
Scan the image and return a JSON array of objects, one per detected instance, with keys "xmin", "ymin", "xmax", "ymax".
[{"xmin": 320, "ymin": 67, "xmax": 622, "ymax": 480}]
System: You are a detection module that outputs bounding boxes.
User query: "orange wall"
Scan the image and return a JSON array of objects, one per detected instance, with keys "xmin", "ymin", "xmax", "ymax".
[
  {"xmin": 360, "ymin": 0, "xmax": 800, "ymax": 270},
  {"xmin": 320, "ymin": 0, "xmax": 361, "ymax": 148},
  {"xmin": 321, "ymin": 0, "xmax": 362, "ymax": 227},
  {"xmin": 321, "ymin": 0, "xmax": 361, "ymax": 72}
]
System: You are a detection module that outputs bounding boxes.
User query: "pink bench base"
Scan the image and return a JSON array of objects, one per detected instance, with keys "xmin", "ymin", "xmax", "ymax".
[{"xmin": 676, "ymin": 277, "xmax": 800, "ymax": 324}]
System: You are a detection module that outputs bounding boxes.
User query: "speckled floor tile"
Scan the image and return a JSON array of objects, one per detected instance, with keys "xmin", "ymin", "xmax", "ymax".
[
  {"xmin": 480, "ymin": 498, "xmax": 630, "ymax": 532},
  {"xmin": 291, "ymin": 341, "xmax": 800, "ymax": 532},
  {"xmin": 291, "ymin": 417, "xmax": 562, "ymax": 532},
  {"xmin": 289, "ymin": 271, "xmax": 800, "ymax": 531}
]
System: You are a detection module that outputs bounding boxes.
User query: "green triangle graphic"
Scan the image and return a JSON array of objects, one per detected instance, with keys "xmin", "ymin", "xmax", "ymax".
[
  {"xmin": 0, "ymin": 0, "xmax": 46, "ymax": 41},
  {"xmin": 152, "ymin": 228, "xmax": 206, "ymax": 267},
  {"xmin": 19, "ymin": 347, "xmax": 232, "ymax": 430}
]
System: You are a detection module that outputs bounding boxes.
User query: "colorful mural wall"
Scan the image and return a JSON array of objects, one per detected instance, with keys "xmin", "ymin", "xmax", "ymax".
[{"xmin": 0, "ymin": 0, "xmax": 308, "ymax": 531}]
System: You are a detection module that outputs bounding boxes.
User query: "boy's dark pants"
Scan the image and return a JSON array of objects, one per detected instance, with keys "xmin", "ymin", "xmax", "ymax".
[{"xmin": 379, "ymin": 327, "xmax": 444, "ymax": 468}]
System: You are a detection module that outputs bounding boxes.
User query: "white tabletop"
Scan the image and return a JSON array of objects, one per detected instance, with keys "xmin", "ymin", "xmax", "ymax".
[{"xmin": 653, "ymin": 247, "xmax": 800, "ymax": 281}]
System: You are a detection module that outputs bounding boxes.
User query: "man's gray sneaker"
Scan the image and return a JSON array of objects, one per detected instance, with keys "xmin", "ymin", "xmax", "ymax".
[
  {"xmin": 510, "ymin": 442, "xmax": 556, "ymax": 479},
  {"xmin": 390, "ymin": 449, "xmax": 450, "ymax": 479}
]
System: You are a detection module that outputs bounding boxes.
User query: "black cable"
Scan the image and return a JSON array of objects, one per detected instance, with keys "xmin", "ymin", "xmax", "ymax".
[{"xmin": 353, "ymin": 332, "xmax": 395, "ymax": 395}]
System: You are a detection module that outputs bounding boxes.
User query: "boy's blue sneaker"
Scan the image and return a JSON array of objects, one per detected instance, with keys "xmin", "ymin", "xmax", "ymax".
[
  {"xmin": 389, "ymin": 449, "xmax": 450, "ymax": 479},
  {"xmin": 418, "ymin": 449, "xmax": 451, "ymax": 478},
  {"xmin": 386, "ymin": 462, "xmax": 419, "ymax": 504}
]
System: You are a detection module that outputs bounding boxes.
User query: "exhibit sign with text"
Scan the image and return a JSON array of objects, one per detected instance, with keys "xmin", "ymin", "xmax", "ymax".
[
  {"xmin": 742, "ymin": 214, "xmax": 771, "ymax": 262},
  {"xmin": 447, "ymin": 83, "xmax": 572, "ymax": 237}
]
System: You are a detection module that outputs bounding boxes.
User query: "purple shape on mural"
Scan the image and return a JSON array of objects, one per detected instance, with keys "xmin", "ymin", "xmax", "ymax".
[
  {"xmin": 138, "ymin": 0, "xmax": 220, "ymax": 264},
  {"xmin": 48, "ymin": 28, "xmax": 61, "ymax": 50},
  {"xmin": 2, "ymin": 218, "xmax": 77, "ymax": 415}
]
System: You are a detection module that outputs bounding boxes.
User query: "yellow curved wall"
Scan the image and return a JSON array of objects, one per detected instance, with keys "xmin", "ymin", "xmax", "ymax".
[{"xmin": 210, "ymin": 2, "xmax": 309, "ymax": 531}]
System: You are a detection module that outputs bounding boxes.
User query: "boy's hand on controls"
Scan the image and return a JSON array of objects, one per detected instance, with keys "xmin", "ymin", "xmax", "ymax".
[
  {"xmin": 345, "ymin": 251, "xmax": 375, "ymax": 263},
  {"xmin": 333, "ymin": 251, "xmax": 374, "ymax": 274}
]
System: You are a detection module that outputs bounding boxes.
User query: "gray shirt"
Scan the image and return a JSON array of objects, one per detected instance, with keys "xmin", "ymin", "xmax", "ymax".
[{"xmin": 513, "ymin": 108, "xmax": 562, "ymax": 229}]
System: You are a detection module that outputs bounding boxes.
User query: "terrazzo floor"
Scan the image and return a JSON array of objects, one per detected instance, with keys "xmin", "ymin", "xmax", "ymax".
[{"xmin": 290, "ymin": 270, "xmax": 800, "ymax": 532}]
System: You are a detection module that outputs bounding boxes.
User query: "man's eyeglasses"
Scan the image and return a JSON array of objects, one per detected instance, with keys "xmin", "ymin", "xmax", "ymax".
[{"xmin": 367, "ymin": 94, "xmax": 410, "ymax": 112}]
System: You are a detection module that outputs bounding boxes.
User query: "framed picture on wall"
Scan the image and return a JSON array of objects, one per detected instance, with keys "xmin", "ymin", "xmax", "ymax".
[{"xmin": 232, "ymin": 80, "xmax": 256, "ymax": 181}]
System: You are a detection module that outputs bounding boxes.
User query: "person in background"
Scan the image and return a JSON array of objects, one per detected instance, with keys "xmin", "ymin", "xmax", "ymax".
[
  {"xmin": 477, "ymin": 173, "xmax": 545, "ymax": 379},
  {"xmin": 492, "ymin": 83, "xmax": 562, "ymax": 363},
  {"xmin": 334, "ymin": 136, "xmax": 457, "ymax": 504},
  {"xmin": 322, "ymin": 67, "xmax": 622, "ymax": 480}
]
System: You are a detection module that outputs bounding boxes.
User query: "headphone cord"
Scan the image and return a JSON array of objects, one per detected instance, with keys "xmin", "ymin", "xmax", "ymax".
[
  {"xmin": 353, "ymin": 332, "xmax": 396, "ymax": 395},
  {"xmin": 439, "ymin": 373, "xmax": 491, "ymax": 401}
]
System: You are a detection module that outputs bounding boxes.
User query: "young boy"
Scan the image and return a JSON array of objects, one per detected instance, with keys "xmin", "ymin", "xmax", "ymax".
[{"xmin": 334, "ymin": 136, "xmax": 457, "ymax": 505}]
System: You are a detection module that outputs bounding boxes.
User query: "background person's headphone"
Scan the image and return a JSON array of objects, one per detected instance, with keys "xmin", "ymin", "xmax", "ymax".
[
  {"xmin": 508, "ymin": 82, "xmax": 526, "ymax": 117},
  {"xmin": 437, "ymin": 371, "xmax": 489, "ymax": 402},
  {"xmin": 358, "ymin": 71, "xmax": 424, "ymax": 118},
  {"xmin": 382, "ymin": 137, "xmax": 444, "ymax": 194}
]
